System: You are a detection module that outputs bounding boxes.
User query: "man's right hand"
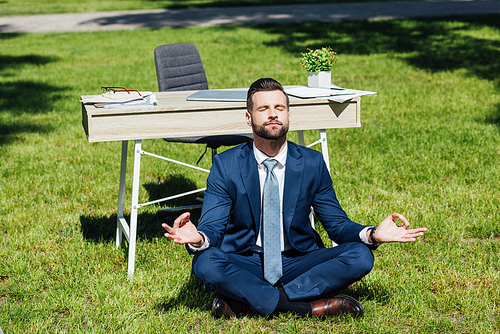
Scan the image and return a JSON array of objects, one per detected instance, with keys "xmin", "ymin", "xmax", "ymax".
[{"xmin": 162, "ymin": 212, "xmax": 204, "ymax": 247}]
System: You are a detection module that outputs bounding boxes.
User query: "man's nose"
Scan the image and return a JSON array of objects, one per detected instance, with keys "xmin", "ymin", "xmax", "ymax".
[{"xmin": 268, "ymin": 107, "xmax": 278, "ymax": 118}]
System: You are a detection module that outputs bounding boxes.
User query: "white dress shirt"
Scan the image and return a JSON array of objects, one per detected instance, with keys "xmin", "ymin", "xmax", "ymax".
[{"xmin": 251, "ymin": 142, "xmax": 292, "ymax": 252}]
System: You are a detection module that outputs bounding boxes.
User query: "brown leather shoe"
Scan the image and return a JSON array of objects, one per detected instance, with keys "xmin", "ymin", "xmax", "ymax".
[
  {"xmin": 211, "ymin": 295, "xmax": 252, "ymax": 318},
  {"xmin": 310, "ymin": 294, "xmax": 364, "ymax": 317}
]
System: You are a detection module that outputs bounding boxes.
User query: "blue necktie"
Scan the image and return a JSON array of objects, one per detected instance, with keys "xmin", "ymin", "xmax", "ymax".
[{"xmin": 262, "ymin": 159, "xmax": 282, "ymax": 285}]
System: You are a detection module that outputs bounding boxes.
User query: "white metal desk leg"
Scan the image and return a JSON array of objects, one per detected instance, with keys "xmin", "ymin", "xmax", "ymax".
[
  {"xmin": 116, "ymin": 141, "xmax": 128, "ymax": 248},
  {"xmin": 297, "ymin": 130, "xmax": 305, "ymax": 146},
  {"xmin": 318, "ymin": 129, "xmax": 338, "ymax": 247},
  {"xmin": 319, "ymin": 129, "xmax": 330, "ymax": 173},
  {"xmin": 127, "ymin": 140, "xmax": 142, "ymax": 277}
]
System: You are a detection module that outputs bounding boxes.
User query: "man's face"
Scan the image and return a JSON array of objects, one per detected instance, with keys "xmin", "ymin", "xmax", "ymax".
[{"xmin": 246, "ymin": 90, "xmax": 290, "ymax": 140}]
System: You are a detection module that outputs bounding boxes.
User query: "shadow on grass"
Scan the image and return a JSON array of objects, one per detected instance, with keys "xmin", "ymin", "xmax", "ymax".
[
  {"xmin": 262, "ymin": 15, "xmax": 500, "ymax": 81},
  {"xmin": 143, "ymin": 174, "xmax": 205, "ymax": 210},
  {"xmin": 144, "ymin": 0, "xmax": 390, "ymax": 10},
  {"xmin": 155, "ymin": 273, "xmax": 215, "ymax": 314},
  {"xmin": 80, "ymin": 209, "xmax": 203, "ymax": 243},
  {"xmin": 341, "ymin": 280, "xmax": 391, "ymax": 305},
  {"xmin": 0, "ymin": 54, "xmax": 57, "ymax": 72},
  {"xmin": 485, "ymin": 104, "xmax": 500, "ymax": 126},
  {"xmin": 0, "ymin": 80, "xmax": 66, "ymax": 115},
  {"xmin": 0, "ymin": 121, "xmax": 53, "ymax": 146},
  {"xmin": 80, "ymin": 174, "xmax": 203, "ymax": 242},
  {"xmin": 78, "ymin": 12, "xmax": 500, "ymax": 86},
  {"xmin": 0, "ymin": 54, "xmax": 65, "ymax": 146},
  {"xmin": 154, "ymin": 274, "xmax": 391, "ymax": 315},
  {"xmin": 0, "ymin": 81, "xmax": 65, "ymax": 146},
  {"xmin": 80, "ymin": 212, "xmax": 162, "ymax": 242},
  {"xmin": 0, "ymin": 32, "xmax": 23, "ymax": 40}
]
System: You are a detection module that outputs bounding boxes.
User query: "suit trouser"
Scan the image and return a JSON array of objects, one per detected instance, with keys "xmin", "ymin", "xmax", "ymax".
[{"xmin": 192, "ymin": 242, "xmax": 374, "ymax": 316}]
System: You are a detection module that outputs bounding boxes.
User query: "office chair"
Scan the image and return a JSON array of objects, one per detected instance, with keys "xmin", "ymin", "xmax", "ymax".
[{"xmin": 153, "ymin": 43, "xmax": 253, "ymax": 210}]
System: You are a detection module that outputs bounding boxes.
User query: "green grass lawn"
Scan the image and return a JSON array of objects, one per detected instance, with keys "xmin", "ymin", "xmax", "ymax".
[
  {"xmin": 1, "ymin": 0, "xmax": 412, "ymax": 16},
  {"xmin": 1, "ymin": 14, "xmax": 500, "ymax": 333}
]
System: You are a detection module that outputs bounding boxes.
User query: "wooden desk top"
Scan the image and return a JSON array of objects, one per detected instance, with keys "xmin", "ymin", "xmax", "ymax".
[{"xmin": 82, "ymin": 89, "xmax": 360, "ymax": 143}]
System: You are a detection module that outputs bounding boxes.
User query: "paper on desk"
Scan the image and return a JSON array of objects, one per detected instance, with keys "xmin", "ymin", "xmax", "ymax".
[
  {"xmin": 80, "ymin": 91, "xmax": 154, "ymax": 104},
  {"xmin": 98, "ymin": 93, "xmax": 158, "ymax": 108},
  {"xmin": 285, "ymin": 86, "xmax": 376, "ymax": 103}
]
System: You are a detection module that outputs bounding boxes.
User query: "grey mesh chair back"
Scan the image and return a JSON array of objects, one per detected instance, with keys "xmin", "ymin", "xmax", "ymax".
[{"xmin": 155, "ymin": 43, "xmax": 209, "ymax": 92}]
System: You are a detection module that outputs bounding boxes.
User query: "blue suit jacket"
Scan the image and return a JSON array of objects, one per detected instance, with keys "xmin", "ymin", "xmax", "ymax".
[{"xmin": 197, "ymin": 141, "xmax": 366, "ymax": 254}]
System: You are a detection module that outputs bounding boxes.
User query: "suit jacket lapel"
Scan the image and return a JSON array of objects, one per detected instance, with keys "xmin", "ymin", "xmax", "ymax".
[
  {"xmin": 238, "ymin": 143, "xmax": 260, "ymax": 231},
  {"xmin": 283, "ymin": 142, "xmax": 303, "ymax": 232}
]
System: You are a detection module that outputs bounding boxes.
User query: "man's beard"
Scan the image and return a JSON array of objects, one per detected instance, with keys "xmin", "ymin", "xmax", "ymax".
[{"xmin": 252, "ymin": 121, "xmax": 289, "ymax": 140}]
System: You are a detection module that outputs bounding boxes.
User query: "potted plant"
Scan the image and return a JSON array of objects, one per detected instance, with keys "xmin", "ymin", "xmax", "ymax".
[{"xmin": 300, "ymin": 47, "xmax": 338, "ymax": 88}]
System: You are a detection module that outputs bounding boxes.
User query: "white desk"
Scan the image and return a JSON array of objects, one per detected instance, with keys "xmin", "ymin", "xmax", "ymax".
[{"xmin": 81, "ymin": 89, "xmax": 360, "ymax": 276}]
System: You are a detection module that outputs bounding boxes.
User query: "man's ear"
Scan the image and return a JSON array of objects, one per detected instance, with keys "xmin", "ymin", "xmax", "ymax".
[{"xmin": 246, "ymin": 111, "xmax": 252, "ymax": 127}]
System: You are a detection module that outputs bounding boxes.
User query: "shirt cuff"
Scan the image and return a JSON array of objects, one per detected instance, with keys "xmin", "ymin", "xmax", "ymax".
[
  {"xmin": 187, "ymin": 231, "xmax": 210, "ymax": 252},
  {"xmin": 359, "ymin": 226, "xmax": 373, "ymax": 245}
]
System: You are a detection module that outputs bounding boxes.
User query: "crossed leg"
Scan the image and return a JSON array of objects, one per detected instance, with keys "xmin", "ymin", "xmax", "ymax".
[{"xmin": 192, "ymin": 242, "xmax": 374, "ymax": 316}]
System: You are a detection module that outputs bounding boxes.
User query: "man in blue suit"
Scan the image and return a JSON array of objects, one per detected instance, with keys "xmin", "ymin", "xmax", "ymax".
[{"xmin": 163, "ymin": 78, "xmax": 427, "ymax": 318}]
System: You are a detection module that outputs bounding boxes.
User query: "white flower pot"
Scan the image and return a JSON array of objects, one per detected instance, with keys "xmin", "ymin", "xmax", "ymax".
[{"xmin": 307, "ymin": 71, "xmax": 331, "ymax": 88}]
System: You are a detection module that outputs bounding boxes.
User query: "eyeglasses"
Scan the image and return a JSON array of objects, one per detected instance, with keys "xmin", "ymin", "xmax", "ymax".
[{"xmin": 101, "ymin": 86, "xmax": 142, "ymax": 96}]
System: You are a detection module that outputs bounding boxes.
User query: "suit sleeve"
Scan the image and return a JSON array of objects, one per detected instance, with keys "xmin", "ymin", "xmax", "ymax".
[
  {"xmin": 195, "ymin": 155, "xmax": 233, "ymax": 248},
  {"xmin": 311, "ymin": 155, "xmax": 367, "ymax": 244}
]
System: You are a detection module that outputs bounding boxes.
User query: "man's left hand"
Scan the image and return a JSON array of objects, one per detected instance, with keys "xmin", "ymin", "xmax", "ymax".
[{"xmin": 373, "ymin": 213, "xmax": 427, "ymax": 243}]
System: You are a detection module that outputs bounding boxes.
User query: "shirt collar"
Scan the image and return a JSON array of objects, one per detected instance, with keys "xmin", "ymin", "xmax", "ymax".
[{"xmin": 253, "ymin": 141, "xmax": 288, "ymax": 167}]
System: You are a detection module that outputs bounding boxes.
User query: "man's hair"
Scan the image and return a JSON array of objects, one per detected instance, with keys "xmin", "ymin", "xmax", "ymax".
[{"xmin": 246, "ymin": 78, "xmax": 290, "ymax": 114}]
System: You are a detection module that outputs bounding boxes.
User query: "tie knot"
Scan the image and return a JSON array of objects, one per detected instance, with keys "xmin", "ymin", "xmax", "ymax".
[{"xmin": 263, "ymin": 159, "xmax": 278, "ymax": 173}]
